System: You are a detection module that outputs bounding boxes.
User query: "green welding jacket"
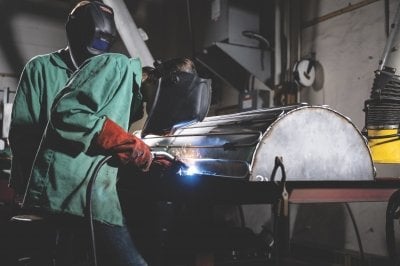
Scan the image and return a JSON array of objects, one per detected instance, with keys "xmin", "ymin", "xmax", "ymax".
[
  {"xmin": 9, "ymin": 49, "xmax": 73, "ymax": 194},
  {"xmin": 23, "ymin": 53, "xmax": 142, "ymax": 226}
]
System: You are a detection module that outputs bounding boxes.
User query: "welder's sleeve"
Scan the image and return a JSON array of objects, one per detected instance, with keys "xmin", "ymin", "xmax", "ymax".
[
  {"xmin": 9, "ymin": 60, "xmax": 44, "ymax": 192},
  {"xmin": 50, "ymin": 54, "xmax": 142, "ymax": 153}
]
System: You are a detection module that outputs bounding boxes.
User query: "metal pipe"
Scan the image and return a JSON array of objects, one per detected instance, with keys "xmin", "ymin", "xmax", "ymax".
[
  {"xmin": 0, "ymin": 73, "xmax": 17, "ymax": 78},
  {"xmin": 103, "ymin": 0, "xmax": 154, "ymax": 67},
  {"xmin": 274, "ymin": 0, "xmax": 281, "ymax": 86},
  {"xmin": 379, "ymin": 1, "xmax": 400, "ymax": 72},
  {"xmin": 303, "ymin": 0, "xmax": 381, "ymax": 28}
]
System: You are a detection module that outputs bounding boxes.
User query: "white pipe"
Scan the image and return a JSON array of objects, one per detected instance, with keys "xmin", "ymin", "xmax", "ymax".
[
  {"xmin": 378, "ymin": 1, "xmax": 400, "ymax": 73},
  {"xmin": 103, "ymin": 0, "xmax": 154, "ymax": 67}
]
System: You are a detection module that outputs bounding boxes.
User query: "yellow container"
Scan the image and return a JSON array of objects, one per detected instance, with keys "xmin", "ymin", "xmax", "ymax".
[{"xmin": 368, "ymin": 129, "xmax": 400, "ymax": 163}]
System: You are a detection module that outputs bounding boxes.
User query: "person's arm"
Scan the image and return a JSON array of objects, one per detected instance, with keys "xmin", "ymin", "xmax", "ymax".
[
  {"xmin": 9, "ymin": 59, "xmax": 44, "ymax": 191},
  {"xmin": 50, "ymin": 54, "xmax": 152, "ymax": 170},
  {"xmin": 10, "ymin": 59, "xmax": 43, "ymax": 149}
]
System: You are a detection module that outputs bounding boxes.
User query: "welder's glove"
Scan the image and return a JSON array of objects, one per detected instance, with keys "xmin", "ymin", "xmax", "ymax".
[
  {"xmin": 96, "ymin": 118, "xmax": 152, "ymax": 171},
  {"xmin": 152, "ymin": 158, "xmax": 173, "ymax": 169},
  {"xmin": 150, "ymin": 158, "xmax": 187, "ymax": 176}
]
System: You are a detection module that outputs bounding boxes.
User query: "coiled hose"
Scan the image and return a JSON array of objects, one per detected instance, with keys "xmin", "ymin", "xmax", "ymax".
[{"xmin": 365, "ymin": 71, "xmax": 400, "ymax": 137}]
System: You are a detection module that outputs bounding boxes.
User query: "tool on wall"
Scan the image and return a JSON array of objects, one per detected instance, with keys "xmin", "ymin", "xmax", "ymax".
[{"xmin": 293, "ymin": 54, "xmax": 324, "ymax": 92}]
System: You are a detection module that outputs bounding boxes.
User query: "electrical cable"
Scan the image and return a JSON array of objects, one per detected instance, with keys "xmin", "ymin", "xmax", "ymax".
[
  {"xmin": 270, "ymin": 156, "xmax": 286, "ymax": 183},
  {"xmin": 85, "ymin": 155, "xmax": 113, "ymax": 266},
  {"xmin": 242, "ymin": 31, "xmax": 273, "ymax": 51},
  {"xmin": 386, "ymin": 189, "xmax": 400, "ymax": 266},
  {"xmin": 270, "ymin": 156, "xmax": 287, "ymax": 266},
  {"xmin": 238, "ymin": 205, "xmax": 246, "ymax": 228},
  {"xmin": 242, "ymin": 31, "xmax": 274, "ymax": 72},
  {"xmin": 344, "ymin": 203, "xmax": 365, "ymax": 265}
]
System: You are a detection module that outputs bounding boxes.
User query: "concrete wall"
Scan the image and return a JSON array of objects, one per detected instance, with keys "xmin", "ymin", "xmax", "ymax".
[
  {"xmin": 300, "ymin": 0, "xmax": 400, "ymax": 178},
  {"xmin": 0, "ymin": 0, "xmax": 69, "ymax": 97},
  {"xmin": 300, "ymin": 0, "xmax": 391, "ymax": 129}
]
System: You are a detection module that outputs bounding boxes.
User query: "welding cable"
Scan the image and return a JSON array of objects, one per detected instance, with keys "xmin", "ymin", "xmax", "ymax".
[
  {"xmin": 270, "ymin": 156, "xmax": 288, "ymax": 265},
  {"xmin": 386, "ymin": 189, "xmax": 400, "ymax": 266},
  {"xmin": 242, "ymin": 30, "xmax": 273, "ymax": 51},
  {"xmin": 238, "ymin": 205, "xmax": 246, "ymax": 228},
  {"xmin": 85, "ymin": 155, "xmax": 113, "ymax": 266},
  {"xmin": 344, "ymin": 203, "xmax": 365, "ymax": 265}
]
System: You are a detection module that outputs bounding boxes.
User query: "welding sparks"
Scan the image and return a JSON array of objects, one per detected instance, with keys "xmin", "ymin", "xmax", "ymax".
[{"xmin": 172, "ymin": 144, "xmax": 202, "ymax": 160}]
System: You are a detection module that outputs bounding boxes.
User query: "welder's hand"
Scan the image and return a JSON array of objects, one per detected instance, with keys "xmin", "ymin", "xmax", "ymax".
[
  {"xmin": 152, "ymin": 158, "xmax": 173, "ymax": 169},
  {"xmin": 112, "ymin": 137, "xmax": 152, "ymax": 171},
  {"xmin": 96, "ymin": 118, "xmax": 153, "ymax": 171}
]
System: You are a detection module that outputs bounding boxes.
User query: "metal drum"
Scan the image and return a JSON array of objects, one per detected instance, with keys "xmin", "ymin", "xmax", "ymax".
[{"xmin": 141, "ymin": 104, "xmax": 375, "ymax": 181}]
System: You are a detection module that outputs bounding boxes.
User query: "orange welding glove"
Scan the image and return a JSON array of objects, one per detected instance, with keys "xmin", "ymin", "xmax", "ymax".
[
  {"xmin": 152, "ymin": 158, "xmax": 173, "ymax": 169},
  {"xmin": 96, "ymin": 118, "xmax": 152, "ymax": 171}
]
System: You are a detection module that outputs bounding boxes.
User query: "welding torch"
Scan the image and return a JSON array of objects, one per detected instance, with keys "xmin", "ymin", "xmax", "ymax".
[{"xmin": 151, "ymin": 151, "xmax": 188, "ymax": 174}]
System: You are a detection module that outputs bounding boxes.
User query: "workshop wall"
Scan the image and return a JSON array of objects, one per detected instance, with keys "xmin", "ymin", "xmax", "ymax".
[
  {"xmin": 297, "ymin": 0, "xmax": 399, "ymax": 258},
  {"xmin": 300, "ymin": 0, "xmax": 392, "ymax": 129},
  {"xmin": 0, "ymin": 0, "xmax": 69, "ymax": 98}
]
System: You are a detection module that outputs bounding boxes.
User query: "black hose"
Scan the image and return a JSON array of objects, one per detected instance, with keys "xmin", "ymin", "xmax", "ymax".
[
  {"xmin": 344, "ymin": 203, "xmax": 365, "ymax": 265},
  {"xmin": 270, "ymin": 156, "xmax": 287, "ymax": 266},
  {"xmin": 270, "ymin": 156, "xmax": 286, "ymax": 183},
  {"xmin": 386, "ymin": 189, "xmax": 400, "ymax": 266},
  {"xmin": 365, "ymin": 71, "xmax": 400, "ymax": 130},
  {"xmin": 85, "ymin": 155, "xmax": 113, "ymax": 266}
]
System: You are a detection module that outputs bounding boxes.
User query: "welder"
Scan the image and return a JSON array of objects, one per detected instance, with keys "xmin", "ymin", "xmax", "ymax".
[
  {"xmin": 9, "ymin": 1, "xmax": 154, "ymax": 265},
  {"xmin": 10, "ymin": 0, "xmax": 117, "ymax": 197}
]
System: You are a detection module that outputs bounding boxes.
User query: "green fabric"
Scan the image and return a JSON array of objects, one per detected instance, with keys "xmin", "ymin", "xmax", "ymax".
[
  {"xmin": 23, "ymin": 53, "xmax": 142, "ymax": 226},
  {"xmin": 9, "ymin": 50, "xmax": 73, "ymax": 194}
]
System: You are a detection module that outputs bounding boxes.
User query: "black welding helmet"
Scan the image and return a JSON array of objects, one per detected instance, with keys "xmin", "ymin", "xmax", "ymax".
[
  {"xmin": 141, "ymin": 71, "xmax": 212, "ymax": 137},
  {"xmin": 66, "ymin": 1, "xmax": 117, "ymax": 68}
]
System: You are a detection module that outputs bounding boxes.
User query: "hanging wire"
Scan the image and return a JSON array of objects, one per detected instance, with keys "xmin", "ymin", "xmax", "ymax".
[
  {"xmin": 386, "ymin": 189, "xmax": 400, "ymax": 266},
  {"xmin": 344, "ymin": 203, "xmax": 366, "ymax": 265}
]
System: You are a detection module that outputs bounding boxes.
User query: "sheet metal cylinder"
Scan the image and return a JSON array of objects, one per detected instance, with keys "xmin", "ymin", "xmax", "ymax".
[{"xmin": 141, "ymin": 104, "xmax": 375, "ymax": 181}]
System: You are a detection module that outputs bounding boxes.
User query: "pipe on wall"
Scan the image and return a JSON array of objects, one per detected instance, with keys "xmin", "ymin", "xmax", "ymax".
[
  {"xmin": 274, "ymin": 0, "xmax": 281, "ymax": 86},
  {"xmin": 302, "ymin": 0, "xmax": 381, "ymax": 28}
]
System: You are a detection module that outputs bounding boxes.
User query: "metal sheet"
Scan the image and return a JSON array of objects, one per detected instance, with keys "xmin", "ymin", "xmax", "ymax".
[
  {"xmin": 142, "ymin": 105, "xmax": 375, "ymax": 181},
  {"xmin": 250, "ymin": 106, "xmax": 375, "ymax": 181}
]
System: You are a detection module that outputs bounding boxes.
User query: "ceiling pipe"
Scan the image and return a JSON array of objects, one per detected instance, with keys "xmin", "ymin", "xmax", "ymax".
[{"xmin": 102, "ymin": 0, "xmax": 154, "ymax": 67}]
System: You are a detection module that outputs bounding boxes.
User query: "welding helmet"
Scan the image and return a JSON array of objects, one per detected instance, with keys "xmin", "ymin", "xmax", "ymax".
[
  {"xmin": 141, "ymin": 71, "xmax": 212, "ymax": 137},
  {"xmin": 66, "ymin": 1, "xmax": 117, "ymax": 68}
]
